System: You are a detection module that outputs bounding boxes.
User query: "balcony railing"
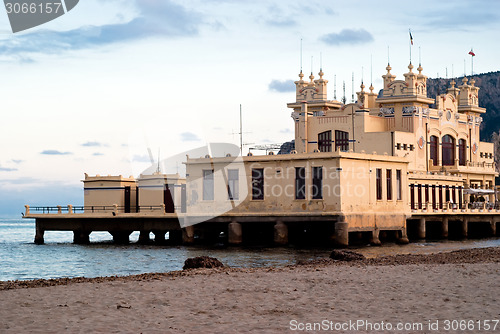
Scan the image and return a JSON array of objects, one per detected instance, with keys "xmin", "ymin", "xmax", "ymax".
[{"xmin": 24, "ymin": 204, "xmax": 180, "ymax": 216}]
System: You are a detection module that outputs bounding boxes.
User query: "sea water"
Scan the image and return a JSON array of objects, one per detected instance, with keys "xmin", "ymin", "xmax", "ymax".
[{"xmin": 0, "ymin": 218, "xmax": 499, "ymax": 282}]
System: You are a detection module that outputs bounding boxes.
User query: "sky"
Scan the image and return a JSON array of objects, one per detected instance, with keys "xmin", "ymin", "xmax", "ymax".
[{"xmin": 0, "ymin": 0, "xmax": 499, "ymax": 216}]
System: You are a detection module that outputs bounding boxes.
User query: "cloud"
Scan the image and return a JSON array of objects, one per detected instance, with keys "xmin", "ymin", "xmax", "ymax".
[
  {"xmin": 320, "ymin": 29, "xmax": 374, "ymax": 46},
  {"xmin": 269, "ymin": 79, "xmax": 295, "ymax": 93},
  {"xmin": 93, "ymin": 152, "xmax": 104, "ymax": 156},
  {"xmin": 11, "ymin": 160, "xmax": 23, "ymax": 164},
  {"xmin": 266, "ymin": 18, "xmax": 297, "ymax": 27},
  {"xmin": 280, "ymin": 128, "xmax": 291, "ymax": 134},
  {"xmin": 0, "ymin": 166, "xmax": 17, "ymax": 172},
  {"xmin": 0, "ymin": 0, "xmax": 204, "ymax": 55},
  {"xmin": 180, "ymin": 132, "xmax": 201, "ymax": 142},
  {"xmin": 82, "ymin": 141, "xmax": 104, "ymax": 147},
  {"xmin": 40, "ymin": 150, "xmax": 72, "ymax": 155}
]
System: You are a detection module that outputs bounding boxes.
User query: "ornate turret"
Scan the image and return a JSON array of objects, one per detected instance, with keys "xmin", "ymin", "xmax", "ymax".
[
  {"xmin": 382, "ymin": 64, "xmax": 396, "ymax": 96},
  {"xmin": 457, "ymin": 76, "xmax": 485, "ymax": 114},
  {"xmin": 403, "ymin": 63, "xmax": 417, "ymax": 95}
]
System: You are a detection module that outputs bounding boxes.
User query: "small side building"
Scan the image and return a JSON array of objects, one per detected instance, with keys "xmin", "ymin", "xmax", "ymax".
[
  {"xmin": 83, "ymin": 174, "xmax": 137, "ymax": 213},
  {"xmin": 137, "ymin": 173, "xmax": 186, "ymax": 213}
]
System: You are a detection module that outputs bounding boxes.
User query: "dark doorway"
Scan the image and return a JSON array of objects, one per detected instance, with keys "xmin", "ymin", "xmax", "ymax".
[
  {"xmin": 164, "ymin": 184, "xmax": 175, "ymax": 213},
  {"xmin": 124, "ymin": 186, "xmax": 131, "ymax": 213}
]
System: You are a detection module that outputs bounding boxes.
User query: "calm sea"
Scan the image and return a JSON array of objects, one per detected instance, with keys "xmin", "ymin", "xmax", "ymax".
[{"xmin": 1, "ymin": 218, "xmax": 499, "ymax": 282}]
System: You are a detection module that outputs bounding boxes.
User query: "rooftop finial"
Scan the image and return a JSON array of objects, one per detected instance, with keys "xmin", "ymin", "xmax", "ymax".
[
  {"xmin": 351, "ymin": 72, "xmax": 355, "ymax": 103},
  {"xmin": 298, "ymin": 38, "xmax": 304, "ymax": 81},
  {"xmin": 318, "ymin": 53, "xmax": 324, "ymax": 79},
  {"xmin": 334, "ymin": 74, "xmax": 337, "ymax": 100},
  {"xmin": 342, "ymin": 80, "xmax": 346, "ymax": 104}
]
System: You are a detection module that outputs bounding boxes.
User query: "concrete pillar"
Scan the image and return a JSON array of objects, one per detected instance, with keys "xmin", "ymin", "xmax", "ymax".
[
  {"xmin": 228, "ymin": 221, "xmax": 243, "ymax": 245},
  {"xmin": 441, "ymin": 217, "xmax": 449, "ymax": 238},
  {"xmin": 153, "ymin": 230, "xmax": 166, "ymax": 244},
  {"xmin": 138, "ymin": 231, "xmax": 150, "ymax": 244},
  {"xmin": 490, "ymin": 218, "xmax": 496, "ymax": 236},
  {"xmin": 34, "ymin": 223, "xmax": 44, "ymax": 245},
  {"xmin": 274, "ymin": 221, "xmax": 288, "ymax": 245},
  {"xmin": 168, "ymin": 230, "xmax": 183, "ymax": 245},
  {"xmin": 182, "ymin": 226, "xmax": 195, "ymax": 244},
  {"xmin": 370, "ymin": 229, "xmax": 381, "ymax": 246},
  {"xmin": 397, "ymin": 228, "xmax": 409, "ymax": 244},
  {"xmin": 461, "ymin": 218, "xmax": 468, "ymax": 238},
  {"xmin": 74, "ymin": 230, "xmax": 90, "ymax": 244},
  {"xmin": 110, "ymin": 231, "xmax": 131, "ymax": 244},
  {"xmin": 418, "ymin": 218, "xmax": 426, "ymax": 239},
  {"xmin": 334, "ymin": 217, "xmax": 349, "ymax": 248}
]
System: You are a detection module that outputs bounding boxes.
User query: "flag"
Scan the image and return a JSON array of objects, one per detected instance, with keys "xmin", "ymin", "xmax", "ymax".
[
  {"xmin": 409, "ymin": 30, "xmax": 413, "ymax": 45},
  {"xmin": 469, "ymin": 49, "xmax": 475, "ymax": 57}
]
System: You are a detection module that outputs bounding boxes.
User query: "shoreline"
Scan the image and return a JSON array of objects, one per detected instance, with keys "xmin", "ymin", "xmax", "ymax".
[{"xmin": 1, "ymin": 246, "xmax": 499, "ymax": 291}]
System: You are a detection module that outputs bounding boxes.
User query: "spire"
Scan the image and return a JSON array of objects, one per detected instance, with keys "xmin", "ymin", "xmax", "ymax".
[
  {"xmin": 417, "ymin": 64, "xmax": 423, "ymax": 75},
  {"xmin": 408, "ymin": 63, "xmax": 414, "ymax": 72},
  {"xmin": 334, "ymin": 74, "xmax": 337, "ymax": 100}
]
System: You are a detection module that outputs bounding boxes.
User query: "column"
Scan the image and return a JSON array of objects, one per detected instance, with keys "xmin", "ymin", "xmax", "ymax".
[
  {"xmin": 418, "ymin": 217, "xmax": 426, "ymax": 239},
  {"xmin": 110, "ymin": 231, "xmax": 131, "ymax": 244},
  {"xmin": 228, "ymin": 221, "xmax": 243, "ymax": 245},
  {"xmin": 334, "ymin": 216, "xmax": 349, "ymax": 248},
  {"xmin": 461, "ymin": 217, "xmax": 468, "ymax": 238},
  {"xmin": 441, "ymin": 217, "xmax": 449, "ymax": 238},
  {"xmin": 153, "ymin": 230, "xmax": 166, "ymax": 244},
  {"xmin": 138, "ymin": 231, "xmax": 150, "ymax": 244},
  {"xmin": 273, "ymin": 221, "xmax": 288, "ymax": 245},
  {"xmin": 74, "ymin": 230, "xmax": 90, "ymax": 244},
  {"xmin": 34, "ymin": 222, "xmax": 44, "ymax": 245},
  {"xmin": 370, "ymin": 229, "xmax": 381, "ymax": 246},
  {"xmin": 182, "ymin": 225, "xmax": 195, "ymax": 244}
]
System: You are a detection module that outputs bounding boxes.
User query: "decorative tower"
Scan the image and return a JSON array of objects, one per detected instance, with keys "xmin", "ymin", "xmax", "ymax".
[{"xmin": 382, "ymin": 64, "xmax": 396, "ymax": 96}]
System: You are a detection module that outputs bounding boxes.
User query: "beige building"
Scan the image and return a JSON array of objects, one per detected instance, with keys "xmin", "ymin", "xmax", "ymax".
[
  {"xmin": 28, "ymin": 61, "xmax": 498, "ymax": 247},
  {"xmin": 184, "ymin": 63, "xmax": 498, "ymax": 246}
]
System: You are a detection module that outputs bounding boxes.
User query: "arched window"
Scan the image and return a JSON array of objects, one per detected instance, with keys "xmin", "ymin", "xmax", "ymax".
[
  {"xmin": 430, "ymin": 136, "xmax": 438, "ymax": 165},
  {"xmin": 458, "ymin": 139, "xmax": 467, "ymax": 166},
  {"xmin": 442, "ymin": 135, "xmax": 455, "ymax": 166}
]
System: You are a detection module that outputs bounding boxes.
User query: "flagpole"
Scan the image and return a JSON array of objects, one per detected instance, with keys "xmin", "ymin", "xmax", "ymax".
[
  {"xmin": 409, "ymin": 29, "xmax": 412, "ymax": 64},
  {"xmin": 471, "ymin": 52, "xmax": 474, "ymax": 76}
]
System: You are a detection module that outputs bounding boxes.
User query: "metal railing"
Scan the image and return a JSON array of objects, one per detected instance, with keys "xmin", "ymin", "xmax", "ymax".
[{"xmin": 24, "ymin": 204, "xmax": 179, "ymax": 216}]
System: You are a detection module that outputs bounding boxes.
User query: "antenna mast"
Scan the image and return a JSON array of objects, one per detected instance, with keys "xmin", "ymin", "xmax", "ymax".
[
  {"xmin": 334, "ymin": 74, "xmax": 337, "ymax": 100},
  {"xmin": 239, "ymin": 104, "xmax": 243, "ymax": 156}
]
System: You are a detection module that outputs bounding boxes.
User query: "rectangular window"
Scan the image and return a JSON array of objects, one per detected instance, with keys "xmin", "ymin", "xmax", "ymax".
[
  {"xmin": 439, "ymin": 185, "xmax": 443, "ymax": 209},
  {"xmin": 295, "ymin": 167, "xmax": 306, "ymax": 200},
  {"xmin": 386, "ymin": 169, "xmax": 392, "ymax": 200},
  {"xmin": 425, "ymin": 185, "xmax": 429, "ymax": 205},
  {"xmin": 335, "ymin": 130, "xmax": 349, "ymax": 152},
  {"xmin": 318, "ymin": 131, "xmax": 332, "ymax": 152},
  {"xmin": 252, "ymin": 169, "xmax": 264, "ymax": 200},
  {"xmin": 312, "ymin": 167, "xmax": 323, "ymax": 199},
  {"xmin": 418, "ymin": 184, "xmax": 422, "ymax": 209},
  {"xmin": 376, "ymin": 168, "xmax": 382, "ymax": 200},
  {"xmin": 203, "ymin": 170, "xmax": 214, "ymax": 201},
  {"xmin": 432, "ymin": 185, "xmax": 437, "ymax": 210},
  {"xmin": 227, "ymin": 169, "xmax": 239, "ymax": 201},
  {"xmin": 410, "ymin": 184, "xmax": 415, "ymax": 210},
  {"xmin": 396, "ymin": 169, "xmax": 402, "ymax": 200},
  {"xmin": 445, "ymin": 185, "xmax": 450, "ymax": 203}
]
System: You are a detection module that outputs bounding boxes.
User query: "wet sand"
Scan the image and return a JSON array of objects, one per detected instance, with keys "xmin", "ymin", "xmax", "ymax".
[{"xmin": 1, "ymin": 247, "xmax": 499, "ymax": 333}]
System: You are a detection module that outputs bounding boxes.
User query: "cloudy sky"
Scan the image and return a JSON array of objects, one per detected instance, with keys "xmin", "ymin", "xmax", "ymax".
[{"xmin": 0, "ymin": 0, "xmax": 499, "ymax": 215}]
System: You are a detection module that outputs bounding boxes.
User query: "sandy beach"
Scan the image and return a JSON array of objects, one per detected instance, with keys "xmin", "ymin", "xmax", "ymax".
[{"xmin": 0, "ymin": 247, "xmax": 499, "ymax": 333}]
